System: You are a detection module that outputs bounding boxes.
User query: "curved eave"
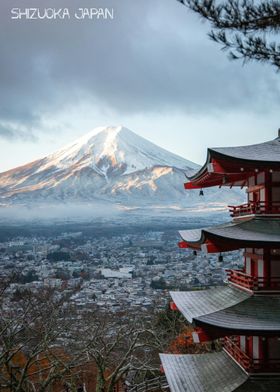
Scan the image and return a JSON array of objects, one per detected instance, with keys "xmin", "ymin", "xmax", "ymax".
[
  {"xmin": 179, "ymin": 228, "xmax": 240, "ymax": 252},
  {"xmin": 160, "ymin": 352, "xmax": 280, "ymax": 392},
  {"xmin": 186, "ymin": 149, "xmax": 211, "ymax": 182},
  {"xmin": 185, "ymin": 137, "xmax": 280, "ymax": 189},
  {"xmin": 205, "ymin": 230, "xmax": 280, "ymax": 248},
  {"xmin": 196, "ymin": 295, "xmax": 280, "ymax": 333},
  {"xmin": 209, "ymin": 148, "xmax": 280, "ymax": 167},
  {"xmin": 170, "ymin": 286, "xmax": 251, "ymax": 323},
  {"xmin": 209, "ymin": 135, "xmax": 280, "ymax": 166},
  {"xmin": 160, "ymin": 351, "xmax": 248, "ymax": 392},
  {"xmin": 179, "ymin": 219, "xmax": 280, "ymax": 251},
  {"xmin": 179, "ymin": 228, "xmax": 204, "ymax": 246},
  {"xmin": 171, "ymin": 288, "xmax": 280, "ymax": 334},
  {"xmin": 185, "ymin": 172, "xmax": 248, "ymax": 189}
]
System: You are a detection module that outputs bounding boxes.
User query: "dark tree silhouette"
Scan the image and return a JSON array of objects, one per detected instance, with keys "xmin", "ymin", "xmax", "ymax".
[{"xmin": 177, "ymin": 0, "xmax": 280, "ymax": 69}]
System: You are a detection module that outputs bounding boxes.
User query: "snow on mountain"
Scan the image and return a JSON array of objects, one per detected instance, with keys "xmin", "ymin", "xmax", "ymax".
[
  {"xmin": 44, "ymin": 125, "xmax": 199, "ymax": 175},
  {"xmin": 0, "ymin": 126, "xmax": 244, "ymax": 208}
]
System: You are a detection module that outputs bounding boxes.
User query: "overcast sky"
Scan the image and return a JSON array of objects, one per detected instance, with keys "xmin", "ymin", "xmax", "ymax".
[{"xmin": 0, "ymin": 0, "xmax": 279, "ymax": 171}]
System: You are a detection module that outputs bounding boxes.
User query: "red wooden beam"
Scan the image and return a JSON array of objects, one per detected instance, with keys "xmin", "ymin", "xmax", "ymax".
[
  {"xmin": 209, "ymin": 159, "xmax": 227, "ymax": 174},
  {"xmin": 184, "ymin": 182, "xmax": 202, "ymax": 190},
  {"xmin": 192, "ymin": 328, "xmax": 212, "ymax": 343},
  {"xmin": 170, "ymin": 301, "xmax": 179, "ymax": 311},
  {"xmin": 178, "ymin": 241, "xmax": 189, "ymax": 249}
]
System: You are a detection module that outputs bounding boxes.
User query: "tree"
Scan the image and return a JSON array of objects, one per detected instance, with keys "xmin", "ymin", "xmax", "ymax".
[
  {"xmin": 177, "ymin": 0, "xmax": 280, "ymax": 69},
  {"xmin": 152, "ymin": 305, "xmax": 220, "ymax": 356},
  {"xmin": 168, "ymin": 326, "xmax": 212, "ymax": 354},
  {"xmin": 1, "ymin": 273, "xmax": 196, "ymax": 392},
  {"xmin": 150, "ymin": 278, "xmax": 167, "ymax": 290},
  {"xmin": 47, "ymin": 251, "xmax": 71, "ymax": 262},
  {"xmin": 21, "ymin": 270, "xmax": 39, "ymax": 283},
  {"xmin": 0, "ymin": 277, "xmax": 164, "ymax": 392},
  {"xmin": 70, "ymin": 311, "xmax": 158, "ymax": 392},
  {"xmin": 151, "ymin": 304, "xmax": 186, "ymax": 352},
  {"xmin": 0, "ymin": 285, "xmax": 84, "ymax": 391}
]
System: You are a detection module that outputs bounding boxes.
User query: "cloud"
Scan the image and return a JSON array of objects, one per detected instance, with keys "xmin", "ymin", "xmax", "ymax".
[
  {"xmin": 0, "ymin": 0, "xmax": 280, "ymax": 140},
  {"xmin": 0, "ymin": 122, "xmax": 37, "ymax": 141}
]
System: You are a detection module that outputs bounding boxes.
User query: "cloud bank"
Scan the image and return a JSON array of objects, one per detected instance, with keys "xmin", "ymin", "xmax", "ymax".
[{"xmin": 1, "ymin": 0, "xmax": 280, "ymax": 141}]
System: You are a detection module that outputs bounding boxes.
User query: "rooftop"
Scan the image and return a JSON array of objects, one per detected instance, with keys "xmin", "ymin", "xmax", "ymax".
[
  {"xmin": 185, "ymin": 134, "xmax": 280, "ymax": 189},
  {"xmin": 179, "ymin": 218, "xmax": 280, "ymax": 249},
  {"xmin": 171, "ymin": 286, "xmax": 280, "ymax": 333},
  {"xmin": 209, "ymin": 136, "xmax": 280, "ymax": 164},
  {"xmin": 160, "ymin": 351, "xmax": 280, "ymax": 392},
  {"xmin": 160, "ymin": 351, "xmax": 247, "ymax": 392},
  {"xmin": 170, "ymin": 285, "xmax": 250, "ymax": 323}
]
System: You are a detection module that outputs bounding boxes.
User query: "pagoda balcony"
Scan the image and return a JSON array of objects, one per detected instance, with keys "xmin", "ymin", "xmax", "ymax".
[
  {"xmin": 223, "ymin": 337, "xmax": 252, "ymax": 371},
  {"xmin": 228, "ymin": 201, "xmax": 280, "ymax": 218},
  {"xmin": 226, "ymin": 269, "xmax": 280, "ymax": 291},
  {"xmin": 226, "ymin": 269, "xmax": 256, "ymax": 291},
  {"xmin": 224, "ymin": 337, "xmax": 280, "ymax": 373}
]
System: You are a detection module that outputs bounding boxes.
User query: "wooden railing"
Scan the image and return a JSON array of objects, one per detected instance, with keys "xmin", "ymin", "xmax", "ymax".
[
  {"xmin": 224, "ymin": 337, "xmax": 252, "ymax": 370},
  {"xmin": 228, "ymin": 201, "xmax": 280, "ymax": 217},
  {"xmin": 125, "ymin": 377, "xmax": 169, "ymax": 392},
  {"xmin": 226, "ymin": 269, "xmax": 256, "ymax": 290},
  {"xmin": 224, "ymin": 337, "xmax": 280, "ymax": 373},
  {"xmin": 226, "ymin": 269, "xmax": 280, "ymax": 291}
]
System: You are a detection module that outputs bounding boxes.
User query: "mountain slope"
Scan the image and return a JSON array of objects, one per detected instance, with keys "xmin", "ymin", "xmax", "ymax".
[{"xmin": 0, "ymin": 126, "xmax": 244, "ymax": 207}]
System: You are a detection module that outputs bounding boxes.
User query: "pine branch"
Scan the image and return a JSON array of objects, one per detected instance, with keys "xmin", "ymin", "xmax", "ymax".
[
  {"xmin": 209, "ymin": 30, "xmax": 280, "ymax": 67},
  {"xmin": 177, "ymin": 0, "xmax": 280, "ymax": 69},
  {"xmin": 179, "ymin": 0, "xmax": 280, "ymax": 32}
]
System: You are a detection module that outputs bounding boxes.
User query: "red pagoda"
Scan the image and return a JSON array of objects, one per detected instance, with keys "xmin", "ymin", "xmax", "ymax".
[{"xmin": 160, "ymin": 131, "xmax": 280, "ymax": 391}]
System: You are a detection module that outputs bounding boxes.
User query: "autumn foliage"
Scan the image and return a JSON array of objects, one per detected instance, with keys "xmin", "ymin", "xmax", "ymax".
[
  {"xmin": 0, "ymin": 347, "xmax": 124, "ymax": 392},
  {"xmin": 168, "ymin": 326, "xmax": 210, "ymax": 354}
]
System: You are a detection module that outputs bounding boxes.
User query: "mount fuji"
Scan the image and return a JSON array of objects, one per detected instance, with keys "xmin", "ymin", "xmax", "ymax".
[{"xmin": 0, "ymin": 126, "xmax": 244, "ymax": 211}]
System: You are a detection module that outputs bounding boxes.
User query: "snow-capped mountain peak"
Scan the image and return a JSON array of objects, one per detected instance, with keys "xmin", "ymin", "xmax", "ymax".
[
  {"xmin": 0, "ymin": 125, "xmax": 244, "ymax": 209},
  {"xmin": 38, "ymin": 125, "xmax": 198, "ymax": 178}
]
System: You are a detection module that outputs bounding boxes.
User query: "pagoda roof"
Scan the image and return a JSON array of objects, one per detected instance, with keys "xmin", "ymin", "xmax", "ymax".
[
  {"xmin": 179, "ymin": 218, "xmax": 280, "ymax": 251},
  {"xmin": 171, "ymin": 287, "xmax": 280, "ymax": 333},
  {"xmin": 160, "ymin": 351, "xmax": 280, "ymax": 392},
  {"xmin": 170, "ymin": 285, "xmax": 250, "ymax": 323},
  {"xmin": 185, "ymin": 135, "xmax": 280, "ymax": 189},
  {"xmin": 198, "ymin": 295, "xmax": 280, "ymax": 332},
  {"xmin": 160, "ymin": 351, "xmax": 247, "ymax": 392},
  {"xmin": 210, "ymin": 136, "xmax": 280, "ymax": 164}
]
